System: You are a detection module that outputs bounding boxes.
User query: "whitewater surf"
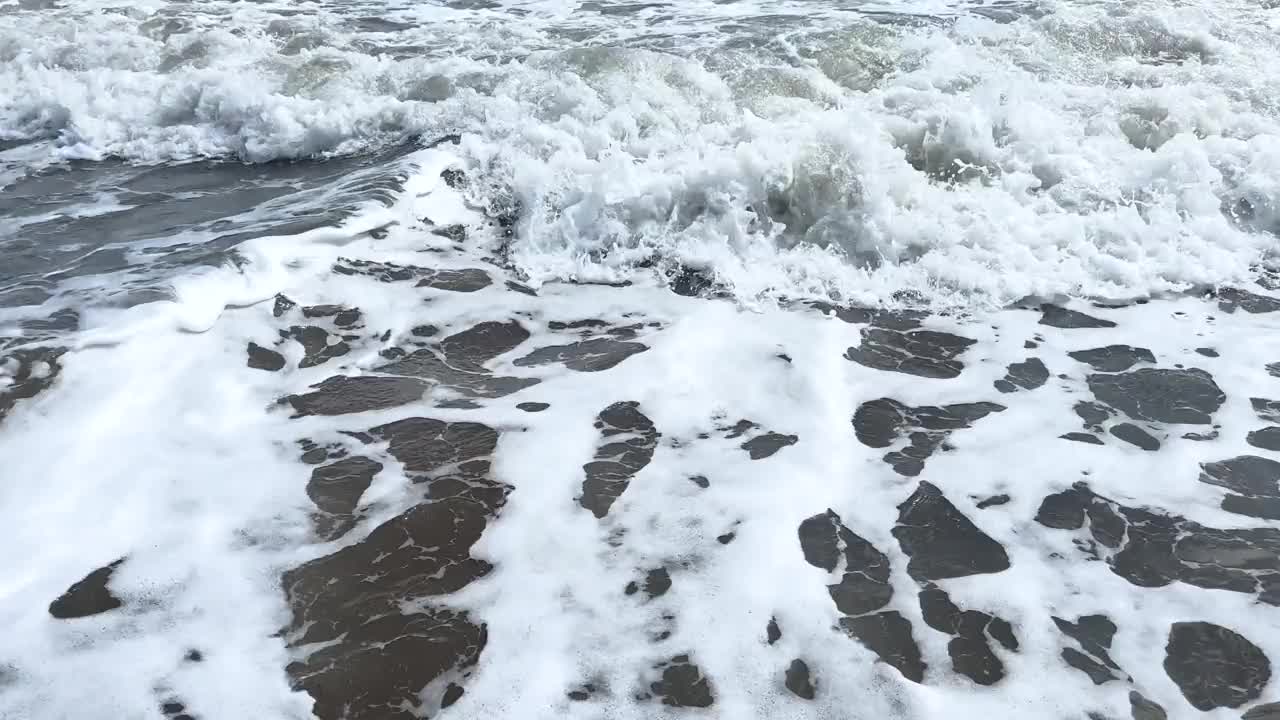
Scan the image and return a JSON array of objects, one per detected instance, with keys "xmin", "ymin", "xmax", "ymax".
[{"xmin": 2, "ymin": 0, "xmax": 1280, "ymax": 718}]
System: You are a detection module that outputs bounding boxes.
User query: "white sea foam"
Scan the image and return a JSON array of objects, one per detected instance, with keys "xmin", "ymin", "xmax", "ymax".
[
  {"xmin": 3, "ymin": 0, "xmax": 1279, "ymax": 303},
  {"xmin": 3, "ymin": 2, "xmax": 1280, "ymax": 719},
  {"xmin": 0, "ymin": 149, "xmax": 455, "ymax": 720},
  {"xmin": 1, "ymin": 144, "xmax": 1279, "ymax": 720}
]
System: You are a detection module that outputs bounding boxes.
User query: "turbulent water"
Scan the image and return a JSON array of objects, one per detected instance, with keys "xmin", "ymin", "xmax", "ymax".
[
  {"xmin": 4, "ymin": 0, "xmax": 1280, "ymax": 306},
  {"xmin": 3, "ymin": 0, "xmax": 1280, "ymax": 718}
]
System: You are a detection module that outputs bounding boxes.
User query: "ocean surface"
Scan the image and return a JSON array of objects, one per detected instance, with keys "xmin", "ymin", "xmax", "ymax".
[{"xmin": 3, "ymin": 0, "xmax": 1280, "ymax": 717}]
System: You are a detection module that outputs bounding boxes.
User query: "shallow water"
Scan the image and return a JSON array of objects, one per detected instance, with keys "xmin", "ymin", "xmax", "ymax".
[{"xmin": 2, "ymin": 0, "xmax": 1280, "ymax": 718}]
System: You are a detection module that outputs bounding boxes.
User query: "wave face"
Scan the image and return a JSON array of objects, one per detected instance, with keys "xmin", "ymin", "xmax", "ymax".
[{"xmin": 3, "ymin": 0, "xmax": 1280, "ymax": 306}]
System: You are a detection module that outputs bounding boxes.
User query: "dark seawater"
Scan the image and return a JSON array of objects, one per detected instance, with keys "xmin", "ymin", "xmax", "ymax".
[{"xmin": 0, "ymin": 143, "xmax": 423, "ymax": 346}]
